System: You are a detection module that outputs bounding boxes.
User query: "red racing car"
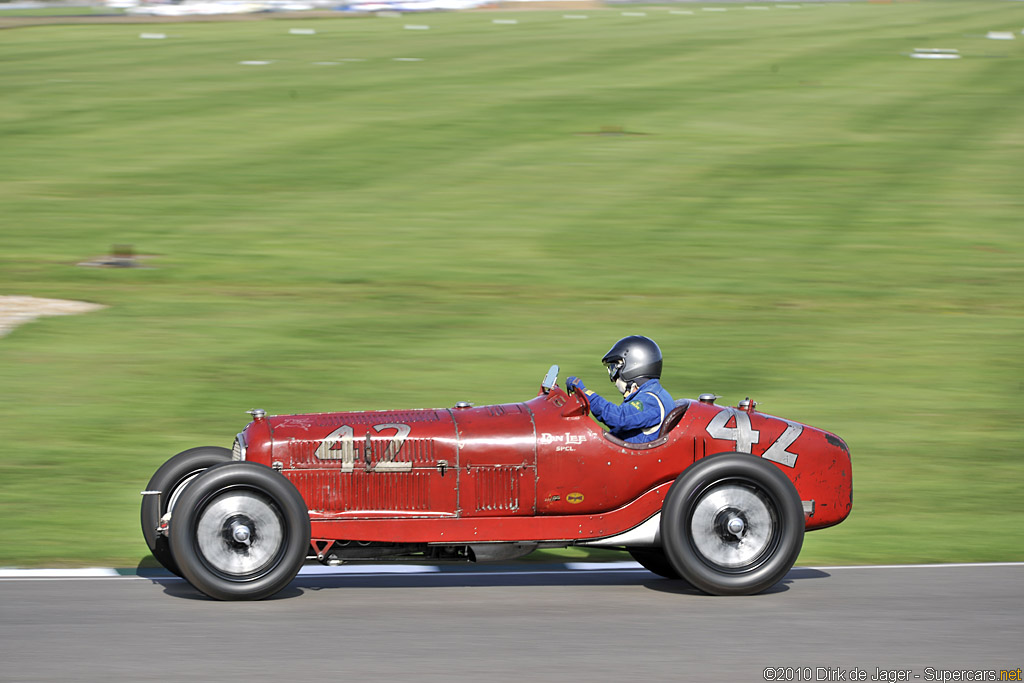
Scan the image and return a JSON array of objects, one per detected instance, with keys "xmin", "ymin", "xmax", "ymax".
[{"xmin": 141, "ymin": 366, "xmax": 852, "ymax": 600}]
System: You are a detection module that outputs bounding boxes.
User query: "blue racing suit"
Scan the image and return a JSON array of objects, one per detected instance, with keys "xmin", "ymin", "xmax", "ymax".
[{"xmin": 584, "ymin": 379, "xmax": 674, "ymax": 444}]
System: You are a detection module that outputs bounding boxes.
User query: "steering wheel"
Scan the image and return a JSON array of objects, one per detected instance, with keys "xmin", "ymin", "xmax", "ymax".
[{"xmin": 567, "ymin": 381, "xmax": 591, "ymax": 416}]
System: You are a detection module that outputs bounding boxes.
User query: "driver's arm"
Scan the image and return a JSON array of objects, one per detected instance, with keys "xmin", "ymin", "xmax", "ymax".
[{"xmin": 588, "ymin": 392, "xmax": 662, "ymax": 432}]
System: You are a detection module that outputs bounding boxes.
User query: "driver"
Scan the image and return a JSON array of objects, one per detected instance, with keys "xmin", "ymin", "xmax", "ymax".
[{"xmin": 567, "ymin": 335, "xmax": 674, "ymax": 444}]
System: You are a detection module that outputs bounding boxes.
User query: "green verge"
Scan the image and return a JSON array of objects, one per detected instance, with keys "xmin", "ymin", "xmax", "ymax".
[
  {"xmin": 1, "ymin": 1, "xmax": 1022, "ymax": 568},
  {"xmin": 0, "ymin": 5, "xmax": 125, "ymax": 16}
]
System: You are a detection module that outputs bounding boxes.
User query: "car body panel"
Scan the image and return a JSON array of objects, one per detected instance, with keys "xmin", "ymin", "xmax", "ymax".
[{"xmin": 237, "ymin": 381, "xmax": 852, "ymax": 550}]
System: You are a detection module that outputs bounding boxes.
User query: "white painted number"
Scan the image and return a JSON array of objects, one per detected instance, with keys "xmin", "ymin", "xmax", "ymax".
[
  {"xmin": 761, "ymin": 420, "xmax": 802, "ymax": 468},
  {"xmin": 372, "ymin": 423, "xmax": 412, "ymax": 472},
  {"xmin": 315, "ymin": 424, "xmax": 355, "ymax": 471},
  {"xmin": 706, "ymin": 409, "xmax": 760, "ymax": 453},
  {"xmin": 705, "ymin": 410, "xmax": 802, "ymax": 468},
  {"xmin": 315, "ymin": 423, "xmax": 412, "ymax": 472}
]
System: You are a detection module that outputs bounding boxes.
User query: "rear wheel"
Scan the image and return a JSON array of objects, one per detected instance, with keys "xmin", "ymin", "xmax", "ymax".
[
  {"xmin": 141, "ymin": 446, "xmax": 231, "ymax": 576},
  {"xmin": 169, "ymin": 462, "xmax": 310, "ymax": 601},
  {"xmin": 661, "ymin": 453, "xmax": 804, "ymax": 595}
]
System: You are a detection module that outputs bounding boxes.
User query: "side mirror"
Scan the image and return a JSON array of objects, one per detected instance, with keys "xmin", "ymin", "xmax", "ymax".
[{"xmin": 541, "ymin": 365, "xmax": 559, "ymax": 394}]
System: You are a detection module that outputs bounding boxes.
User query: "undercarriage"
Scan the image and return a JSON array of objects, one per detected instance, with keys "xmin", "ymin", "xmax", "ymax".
[{"xmin": 309, "ymin": 540, "xmax": 565, "ymax": 565}]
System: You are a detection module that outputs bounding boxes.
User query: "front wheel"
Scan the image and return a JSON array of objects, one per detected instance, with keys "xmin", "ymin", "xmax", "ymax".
[
  {"xmin": 141, "ymin": 446, "xmax": 231, "ymax": 576},
  {"xmin": 169, "ymin": 462, "xmax": 310, "ymax": 601},
  {"xmin": 661, "ymin": 453, "xmax": 804, "ymax": 596}
]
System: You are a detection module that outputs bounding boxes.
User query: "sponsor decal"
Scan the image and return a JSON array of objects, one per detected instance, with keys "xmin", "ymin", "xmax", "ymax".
[
  {"xmin": 630, "ymin": 400, "xmax": 644, "ymax": 410},
  {"xmin": 539, "ymin": 432, "xmax": 587, "ymax": 446},
  {"xmin": 540, "ymin": 432, "xmax": 588, "ymax": 453},
  {"xmin": 566, "ymin": 492, "xmax": 584, "ymax": 504}
]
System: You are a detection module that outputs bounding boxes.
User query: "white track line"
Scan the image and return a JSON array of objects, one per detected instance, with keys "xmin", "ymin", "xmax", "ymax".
[
  {"xmin": 565, "ymin": 561, "xmax": 647, "ymax": 571},
  {"xmin": 0, "ymin": 568, "xmax": 121, "ymax": 578},
  {"xmin": 298, "ymin": 564, "xmax": 440, "ymax": 576},
  {"xmin": 805, "ymin": 562, "xmax": 1024, "ymax": 570}
]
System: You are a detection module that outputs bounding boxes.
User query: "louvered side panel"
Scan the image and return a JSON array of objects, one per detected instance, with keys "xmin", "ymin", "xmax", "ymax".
[
  {"xmin": 285, "ymin": 437, "xmax": 435, "ymax": 469},
  {"xmin": 473, "ymin": 467, "xmax": 521, "ymax": 512},
  {"xmin": 313, "ymin": 411, "xmax": 444, "ymax": 427},
  {"xmin": 284, "ymin": 438, "xmax": 318, "ymax": 468},
  {"xmin": 289, "ymin": 469, "xmax": 331, "ymax": 513},
  {"xmin": 287, "ymin": 470, "xmax": 431, "ymax": 513}
]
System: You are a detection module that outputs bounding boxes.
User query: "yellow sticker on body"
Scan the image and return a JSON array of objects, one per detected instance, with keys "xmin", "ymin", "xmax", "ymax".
[{"xmin": 567, "ymin": 492, "xmax": 584, "ymax": 504}]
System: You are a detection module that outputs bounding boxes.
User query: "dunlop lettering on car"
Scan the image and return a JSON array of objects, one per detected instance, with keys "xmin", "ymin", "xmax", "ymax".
[
  {"xmin": 705, "ymin": 409, "xmax": 803, "ymax": 467},
  {"xmin": 539, "ymin": 431, "xmax": 587, "ymax": 452},
  {"xmin": 314, "ymin": 423, "xmax": 412, "ymax": 472}
]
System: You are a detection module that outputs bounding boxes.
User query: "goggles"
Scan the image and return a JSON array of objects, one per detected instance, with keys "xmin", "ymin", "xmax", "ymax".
[{"xmin": 604, "ymin": 359, "xmax": 624, "ymax": 382}]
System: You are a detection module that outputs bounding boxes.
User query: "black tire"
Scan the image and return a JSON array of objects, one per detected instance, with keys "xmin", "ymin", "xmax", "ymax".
[
  {"xmin": 627, "ymin": 547, "xmax": 681, "ymax": 579},
  {"xmin": 141, "ymin": 446, "xmax": 231, "ymax": 576},
  {"xmin": 169, "ymin": 462, "xmax": 310, "ymax": 601},
  {"xmin": 661, "ymin": 453, "xmax": 804, "ymax": 596}
]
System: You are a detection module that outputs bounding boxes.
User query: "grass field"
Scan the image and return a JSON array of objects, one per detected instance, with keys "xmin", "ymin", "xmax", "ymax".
[
  {"xmin": 0, "ymin": 6, "xmax": 121, "ymax": 16},
  {"xmin": 1, "ymin": 1, "xmax": 1022, "ymax": 569}
]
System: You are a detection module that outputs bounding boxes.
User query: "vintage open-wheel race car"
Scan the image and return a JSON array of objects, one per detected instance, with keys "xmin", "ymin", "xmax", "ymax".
[{"xmin": 142, "ymin": 366, "xmax": 852, "ymax": 600}]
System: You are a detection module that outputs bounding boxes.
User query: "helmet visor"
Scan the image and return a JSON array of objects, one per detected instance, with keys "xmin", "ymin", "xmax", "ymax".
[{"xmin": 605, "ymin": 359, "xmax": 624, "ymax": 382}]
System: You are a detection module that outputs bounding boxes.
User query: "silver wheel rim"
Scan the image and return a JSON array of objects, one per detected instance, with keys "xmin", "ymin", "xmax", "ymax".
[
  {"xmin": 166, "ymin": 470, "xmax": 204, "ymax": 516},
  {"xmin": 690, "ymin": 483, "xmax": 775, "ymax": 570},
  {"xmin": 195, "ymin": 489, "xmax": 285, "ymax": 577}
]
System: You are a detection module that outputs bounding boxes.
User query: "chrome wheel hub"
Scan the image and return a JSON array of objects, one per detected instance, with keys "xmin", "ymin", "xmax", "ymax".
[
  {"xmin": 230, "ymin": 522, "xmax": 252, "ymax": 545},
  {"xmin": 195, "ymin": 490, "xmax": 284, "ymax": 577},
  {"xmin": 690, "ymin": 483, "xmax": 775, "ymax": 569},
  {"xmin": 726, "ymin": 516, "xmax": 746, "ymax": 537}
]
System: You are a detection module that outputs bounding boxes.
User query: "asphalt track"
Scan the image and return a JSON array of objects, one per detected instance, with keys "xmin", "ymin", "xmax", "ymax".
[{"xmin": 2, "ymin": 562, "xmax": 1022, "ymax": 683}]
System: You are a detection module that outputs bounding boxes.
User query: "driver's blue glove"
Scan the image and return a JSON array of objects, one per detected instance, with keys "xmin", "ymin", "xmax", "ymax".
[{"xmin": 567, "ymin": 376, "xmax": 586, "ymax": 393}]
